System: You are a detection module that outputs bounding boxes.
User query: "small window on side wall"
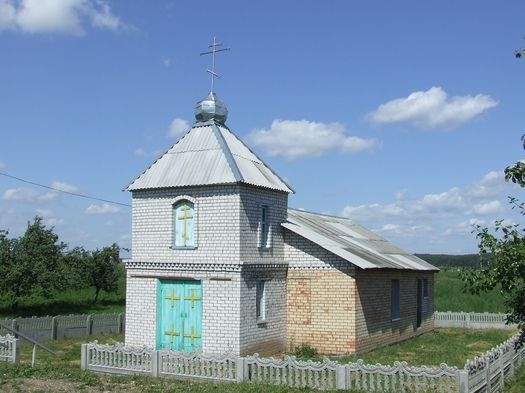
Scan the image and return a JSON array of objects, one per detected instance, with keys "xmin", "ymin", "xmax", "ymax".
[
  {"xmin": 173, "ymin": 200, "xmax": 195, "ymax": 248},
  {"xmin": 423, "ymin": 278, "xmax": 429, "ymax": 298},
  {"xmin": 391, "ymin": 279, "xmax": 400, "ymax": 321},
  {"xmin": 256, "ymin": 281, "xmax": 266, "ymax": 321},
  {"xmin": 259, "ymin": 205, "xmax": 271, "ymax": 249}
]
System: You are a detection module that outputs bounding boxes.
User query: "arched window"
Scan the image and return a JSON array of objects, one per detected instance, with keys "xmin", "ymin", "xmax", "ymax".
[{"xmin": 173, "ymin": 200, "xmax": 195, "ymax": 248}]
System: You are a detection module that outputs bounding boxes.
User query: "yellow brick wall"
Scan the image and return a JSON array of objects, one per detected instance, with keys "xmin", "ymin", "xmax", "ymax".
[
  {"xmin": 354, "ymin": 269, "xmax": 435, "ymax": 353},
  {"xmin": 286, "ymin": 268, "xmax": 435, "ymax": 355},
  {"xmin": 286, "ymin": 269, "xmax": 357, "ymax": 355}
]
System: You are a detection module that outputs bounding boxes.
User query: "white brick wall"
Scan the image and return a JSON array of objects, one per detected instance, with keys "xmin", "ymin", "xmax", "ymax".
[
  {"xmin": 239, "ymin": 267, "xmax": 287, "ymax": 355},
  {"xmin": 284, "ymin": 229, "xmax": 355, "ymax": 271},
  {"xmin": 131, "ymin": 185, "xmax": 242, "ymax": 263},
  {"xmin": 125, "ymin": 267, "xmax": 241, "ymax": 353},
  {"xmin": 126, "ymin": 183, "xmax": 290, "ymax": 355}
]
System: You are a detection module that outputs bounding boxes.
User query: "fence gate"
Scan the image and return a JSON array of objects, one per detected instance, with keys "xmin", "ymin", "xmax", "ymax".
[{"xmin": 156, "ymin": 280, "xmax": 202, "ymax": 351}]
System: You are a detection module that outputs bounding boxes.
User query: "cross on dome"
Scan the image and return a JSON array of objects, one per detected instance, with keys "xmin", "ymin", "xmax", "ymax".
[{"xmin": 195, "ymin": 37, "xmax": 230, "ymax": 124}]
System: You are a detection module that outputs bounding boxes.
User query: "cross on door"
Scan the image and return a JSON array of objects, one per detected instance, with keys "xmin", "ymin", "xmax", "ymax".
[
  {"xmin": 164, "ymin": 323, "xmax": 180, "ymax": 344},
  {"xmin": 183, "ymin": 325, "xmax": 201, "ymax": 346},
  {"xmin": 184, "ymin": 289, "xmax": 202, "ymax": 309},
  {"xmin": 164, "ymin": 288, "xmax": 180, "ymax": 308}
]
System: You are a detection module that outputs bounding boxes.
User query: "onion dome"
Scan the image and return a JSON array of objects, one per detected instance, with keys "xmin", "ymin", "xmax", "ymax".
[{"xmin": 194, "ymin": 91, "xmax": 228, "ymax": 124}]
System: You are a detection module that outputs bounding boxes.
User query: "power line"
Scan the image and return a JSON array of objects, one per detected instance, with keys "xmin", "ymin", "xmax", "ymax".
[{"xmin": 0, "ymin": 171, "xmax": 131, "ymax": 207}]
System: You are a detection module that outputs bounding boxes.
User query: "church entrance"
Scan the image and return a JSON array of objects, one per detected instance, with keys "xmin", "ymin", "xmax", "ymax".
[{"xmin": 156, "ymin": 280, "xmax": 203, "ymax": 351}]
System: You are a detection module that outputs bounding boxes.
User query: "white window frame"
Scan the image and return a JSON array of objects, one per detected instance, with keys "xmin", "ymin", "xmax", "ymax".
[
  {"xmin": 256, "ymin": 280, "xmax": 266, "ymax": 322},
  {"xmin": 171, "ymin": 196, "xmax": 197, "ymax": 250}
]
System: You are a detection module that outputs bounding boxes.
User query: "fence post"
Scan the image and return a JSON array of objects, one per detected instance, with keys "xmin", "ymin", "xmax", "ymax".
[
  {"xmin": 236, "ymin": 356, "xmax": 245, "ymax": 383},
  {"xmin": 486, "ymin": 358, "xmax": 491, "ymax": 392},
  {"xmin": 456, "ymin": 370, "xmax": 468, "ymax": 393},
  {"xmin": 118, "ymin": 313, "xmax": 124, "ymax": 334},
  {"xmin": 336, "ymin": 364, "xmax": 346, "ymax": 390},
  {"xmin": 51, "ymin": 316, "xmax": 57, "ymax": 340},
  {"xmin": 152, "ymin": 350, "xmax": 159, "ymax": 377},
  {"xmin": 466, "ymin": 313, "xmax": 471, "ymax": 329},
  {"xmin": 80, "ymin": 344, "xmax": 88, "ymax": 370},
  {"xmin": 11, "ymin": 319, "xmax": 17, "ymax": 336},
  {"xmin": 13, "ymin": 338, "xmax": 20, "ymax": 364},
  {"xmin": 499, "ymin": 351, "xmax": 505, "ymax": 388},
  {"xmin": 86, "ymin": 315, "xmax": 93, "ymax": 336}
]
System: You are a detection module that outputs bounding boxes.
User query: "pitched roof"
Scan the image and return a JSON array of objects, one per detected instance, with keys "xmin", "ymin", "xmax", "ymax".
[
  {"xmin": 126, "ymin": 120, "xmax": 293, "ymax": 193},
  {"xmin": 283, "ymin": 209, "xmax": 438, "ymax": 271}
]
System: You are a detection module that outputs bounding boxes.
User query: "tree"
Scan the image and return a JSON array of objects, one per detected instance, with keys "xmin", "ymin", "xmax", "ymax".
[
  {"xmin": 0, "ymin": 217, "xmax": 66, "ymax": 311},
  {"xmin": 461, "ymin": 138, "xmax": 525, "ymax": 346},
  {"xmin": 84, "ymin": 243, "xmax": 121, "ymax": 303},
  {"xmin": 515, "ymin": 36, "xmax": 525, "ymax": 58}
]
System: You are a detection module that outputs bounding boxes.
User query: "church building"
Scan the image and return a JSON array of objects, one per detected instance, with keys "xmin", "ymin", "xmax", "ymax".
[
  {"xmin": 124, "ymin": 89, "xmax": 438, "ymax": 356},
  {"xmin": 124, "ymin": 41, "xmax": 438, "ymax": 355}
]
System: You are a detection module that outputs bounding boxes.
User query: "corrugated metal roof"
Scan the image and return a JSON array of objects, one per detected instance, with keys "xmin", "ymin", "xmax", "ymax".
[
  {"xmin": 283, "ymin": 209, "xmax": 439, "ymax": 271},
  {"xmin": 126, "ymin": 121, "xmax": 293, "ymax": 193}
]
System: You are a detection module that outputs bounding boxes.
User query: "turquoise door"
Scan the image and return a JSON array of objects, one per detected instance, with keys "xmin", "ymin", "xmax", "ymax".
[{"xmin": 156, "ymin": 280, "xmax": 202, "ymax": 351}]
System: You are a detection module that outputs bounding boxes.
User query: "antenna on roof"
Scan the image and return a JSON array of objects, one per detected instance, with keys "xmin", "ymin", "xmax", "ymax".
[{"xmin": 200, "ymin": 36, "xmax": 230, "ymax": 93}]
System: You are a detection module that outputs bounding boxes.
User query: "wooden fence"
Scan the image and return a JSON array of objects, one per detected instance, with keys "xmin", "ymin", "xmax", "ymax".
[
  {"xmin": 0, "ymin": 334, "xmax": 19, "ymax": 363},
  {"xmin": 434, "ymin": 312, "xmax": 518, "ymax": 330},
  {"xmin": 0, "ymin": 313, "xmax": 125, "ymax": 342}
]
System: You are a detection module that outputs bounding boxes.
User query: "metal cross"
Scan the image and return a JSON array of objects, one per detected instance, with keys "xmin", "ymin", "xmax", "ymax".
[
  {"xmin": 164, "ymin": 288, "xmax": 180, "ymax": 308},
  {"xmin": 164, "ymin": 323, "xmax": 180, "ymax": 344},
  {"xmin": 200, "ymin": 36, "xmax": 230, "ymax": 93},
  {"xmin": 183, "ymin": 289, "xmax": 202, "ymax": 309},
  {"xmin": 177, "ymin": 203, "xmax": 193, "ymax": 246},
  {"xmin": 183, "ymin": 325, "xmax": 201, "ymax": 346}
]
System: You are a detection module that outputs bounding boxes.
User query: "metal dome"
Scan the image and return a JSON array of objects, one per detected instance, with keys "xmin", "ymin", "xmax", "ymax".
[{"xmin": 194, "ymin": 91, "xmax": 228, "ymax": 124}]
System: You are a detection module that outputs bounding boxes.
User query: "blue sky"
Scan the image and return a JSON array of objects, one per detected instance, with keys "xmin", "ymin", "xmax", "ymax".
[{"xmin": 1, "ymin": 0, "xmax": 524, "ymax": 254}]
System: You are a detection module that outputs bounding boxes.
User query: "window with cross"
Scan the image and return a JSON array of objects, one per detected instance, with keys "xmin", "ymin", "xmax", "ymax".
[{"xmin": 173, "ymin": 200, "xmax": 195, "ymax": 248}]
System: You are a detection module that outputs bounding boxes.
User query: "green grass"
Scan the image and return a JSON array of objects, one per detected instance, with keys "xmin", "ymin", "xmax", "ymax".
[
  {"xmin": 0, "ymin": 270, "xmax": 126, "ymax": 318},
  {"xmin": 335, "ymin": 328, "xmax": 513, "ymax": 368},
  {"xmin": 435, "ymin": 269, "xmax": 507, "ymax": 313},
  {"xmin": 0, "ymin": 287, "xmax": 125, "ymax": 319},
  {"xmin": 0, "ymin": 329, "xmax": 520, "ymax": 392}
]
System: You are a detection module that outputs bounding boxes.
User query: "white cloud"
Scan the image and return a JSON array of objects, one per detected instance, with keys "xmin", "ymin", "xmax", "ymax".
[
  {"xmin": 342, "ymin": 170, "xmax": 507, "ymax": 223},
  {"xmin": 36, "ymin": 208, "xmax": 64, "ymax": 226},
  {"xmin": 85, "ymin": 202, "xmax": 120, "ymax": 215},
  {"xmin": 167, "ymin": 118, "xmax": 189, "ymax": 138},
  {"xmin": 444, "ymin": 218, "xmax": 485, "ymax": 236},
  {"xmin": 2, "ymin": 187, "xmax": 58, "ymax": 203},
  {"xmin": 51, "ymin": 180, "xmax": 79, "ymax": 193},
  {"xmin": 134, "ymin": 147, "xmax": 147, "ymax": 156},
  {"xmin": 246, "ymin": 119, "xmax": 380, "ymax": 160},
  {"xmin": 162, "ymin": 58, "xmax": 172, "ymax": 68},
  {"xmin": 0, "ymin": 0, "xmax": 123, "ymax": 35},
  {"xmin": 0, "ymin": 161, "xmax": 5, "ymax": 170},
  {"xmin": 366, "ymin": 87, "xmax": 497, "ymax": 129},
  {"xmin": 469, "ymin": 200, "xmax": 502, "ymax": 215}
]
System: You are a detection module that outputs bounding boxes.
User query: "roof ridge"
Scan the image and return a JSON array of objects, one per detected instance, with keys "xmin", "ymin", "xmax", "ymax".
[
  {"xmin": 216, "ymin": 124, "xmax": 295, "ymax": 194},
  {"xmin": 210, "ymin": 123, "xmax": 243, "ymax": 182}
]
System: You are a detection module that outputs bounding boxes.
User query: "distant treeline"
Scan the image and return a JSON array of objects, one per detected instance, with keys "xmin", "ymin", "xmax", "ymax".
[{"xmin": 415, "ymin": 253, "xmax": 482, "ymax": 268}]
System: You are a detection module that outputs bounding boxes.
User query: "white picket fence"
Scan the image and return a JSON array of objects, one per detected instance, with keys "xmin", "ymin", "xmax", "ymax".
[
  {"xmin": 434, "ymin": 312, "xmax": 518, "ymax": 330},
  {"xmin": 0, "ymin": 334, "xmax": 19, "ymax": 363},
  {"xmin": 461, "ymin": 332, "xmax": 525, "ymax": 393},
  {"xmin": 81, "ymin": 330, "xmax": 525, "ymax": 392}
]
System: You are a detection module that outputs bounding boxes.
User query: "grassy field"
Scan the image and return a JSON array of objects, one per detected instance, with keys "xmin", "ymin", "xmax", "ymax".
[
  {"xmin": 434, "ymin": 269, "xmax": 507, "ymax": 313},
  {"xmin": 0, "ymin": 329, "xmax": 521, "ymax": 392},
  {"xmin": 0, "ymin": 271, "xmax": 126, "ymax": 319}
]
